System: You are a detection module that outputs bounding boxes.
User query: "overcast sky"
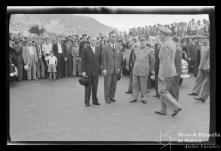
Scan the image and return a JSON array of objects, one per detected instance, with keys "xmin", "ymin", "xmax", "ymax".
[{"xmin": 78, "ymin": 14, "xmax": 209, "ymax": 31}]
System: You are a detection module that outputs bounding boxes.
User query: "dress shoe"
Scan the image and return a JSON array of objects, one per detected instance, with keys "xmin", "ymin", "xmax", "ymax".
[
  {"xmin": 93, "ymin": 102, "xmax": 101, "ymax": 105},
  {"xmin": 172, "ymin": 108, "xmax": 182, "ymax": 117},
  {"xmin": 194, "ymin": 97, "xmax": 205, "ymax": 103},
  {"xmin": 153, "ymin": 94, "xmax": 160, "ymax": 98},
  {"xmin": 105, "ymin": 100, "xmax": 111, "ymax": 104},
  {"xmin": 85, "ymin": 103, "xmax": 90, "ymax": 107},
  {"xmin": 129, "ymin": 99, "xmax": 137, "ymax": 103},
  {"xmin": 188, "ymin": 93, "xmax": 198, "ymax": 96},
  {"xmin": 125, "ymin": 91, "xmax": 132, "ymax": 94},
  {"xmin": 110, "ymin": 99, "xmax": 116, "ymax": 102},
  {"xmin": 155, "ymin": 110, "xmax": 167, "ymax": 115},
  {"xmin": 141, "ymin": 100, "xmax": 147, "ymax": 104}
]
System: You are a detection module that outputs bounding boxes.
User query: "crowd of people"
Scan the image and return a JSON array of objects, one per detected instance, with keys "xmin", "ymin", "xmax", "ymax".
[
  {"xmin": 9, "ymin": 18, "xmax": 210, "ymax": 117},
  {"xmin": 128, "ymin": 18, "xmax": 210, "ymax": 37}
]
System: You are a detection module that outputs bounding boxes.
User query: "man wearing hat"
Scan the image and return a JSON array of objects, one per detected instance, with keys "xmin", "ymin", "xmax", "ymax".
[
  {"xmin": 102, "ymin": 31, "xmax": 121, "ymax": 104},
  {"xmin": 72, "ymin": 39, "xmax": 81, "ymax": 77},
  {"xmin": 22, "ymin": 38, "xmax": 38, "ymax": 80},
  {"xmin": 155, "ymin": 26, "xmax": 182, "ymax": 117},
  {"xmin": 129, "ymin": 34, "xmax": 154, "ymax": 104},
  {"xmin": 188, "ymin": 38, "xmax": 210, "ymax": 102}
]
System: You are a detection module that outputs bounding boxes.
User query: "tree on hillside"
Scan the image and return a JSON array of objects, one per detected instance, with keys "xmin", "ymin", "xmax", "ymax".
[{"xmin": 29, "ymin": 25, "xmax": 46, "ymax": 36}]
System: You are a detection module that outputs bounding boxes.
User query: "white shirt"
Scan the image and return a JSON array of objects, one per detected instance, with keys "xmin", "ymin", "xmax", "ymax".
[
  {"xmin": 42, "ymin": 43, "xmax": 52, "ymax": 55},
  {"xmin": 57, "ymin": 43, "xmax": 62, "ymax": 53},
  {"xmin": 91, "ymin": 46, "xmax": 96, "ymax": 54},
  {"xmin": 46, "ymin": 56, "xmax": 57, "ymax": 65},
  {"xmin": 28, "ymin": 46, "xmax": 34, "ymax": 55}
]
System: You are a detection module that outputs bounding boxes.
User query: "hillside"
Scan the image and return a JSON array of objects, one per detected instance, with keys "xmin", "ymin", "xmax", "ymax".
[{"xmin": 10, "ymin": 14, "xmax": 118, "ymax": 36}]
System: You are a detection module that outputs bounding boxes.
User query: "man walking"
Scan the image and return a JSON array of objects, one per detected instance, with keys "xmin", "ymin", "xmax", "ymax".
[
  {"xmin": 81, "ymin": 36, "xmax": 102, "ymax": 107},
  {"xmin": 188, "ymin": 38, "xmax": 210, "ymax": 102},
  {"xmin": 155, "ymin": 26, "xmax": 182, "ymax": 117},
  {"xmin": 102, "ymin": 31, "xmax": 121, "ymax": 104}
]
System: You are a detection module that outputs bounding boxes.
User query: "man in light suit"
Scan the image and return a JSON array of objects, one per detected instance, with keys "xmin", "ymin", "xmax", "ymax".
[
  {"xmin": 102, "ymin": 31, "xmax": 121, "ymax": 104},
  {"xmin": 155, "ymin": 26, "xmax": 182, "ymax": 117},
  {"xmin": 188, "ymin": 38, "xmax": 210, "ymax": 102},
  {"xmin": 129, "ymin": 34, "xmax": 154, "ymax": 104},
  {"xmin": 81, "ymin": 36, "xmax": 102, "ymax": 107},
  {"xmin": 22, "ymin": 39, "xmax": 38, "ymax": 80}
]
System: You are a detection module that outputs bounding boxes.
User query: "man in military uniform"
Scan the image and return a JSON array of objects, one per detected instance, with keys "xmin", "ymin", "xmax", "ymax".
[
  {"xmin": 129, "ymin": 34, "xmax": 154, "ymax": 104},
  {"xmin": 155, "ymin": 26, "xmax": 182, "ymax": 117}
]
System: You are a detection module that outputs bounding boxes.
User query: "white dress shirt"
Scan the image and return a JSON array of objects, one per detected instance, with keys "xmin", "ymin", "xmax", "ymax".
[
  {"xmin": 91, "ymin": 46, "xmax": 96, "ymax": 54},
  {"xmin": 57, "ymin": 43, "xmax": 62, "ymax": 53}
]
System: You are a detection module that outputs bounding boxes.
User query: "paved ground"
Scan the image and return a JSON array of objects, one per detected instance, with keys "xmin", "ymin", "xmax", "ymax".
[{"xmin": 9, "ymin": 75, "xmax": 210, "ymax": 141}]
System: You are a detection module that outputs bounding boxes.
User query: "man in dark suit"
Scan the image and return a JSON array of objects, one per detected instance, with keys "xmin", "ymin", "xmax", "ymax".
[
  {"xmin": 81, "ymin": 36, "xmax": 102, "ymax": 107},
  {"xmin": 63, "ymin": 38, "xmax": 73, "ymax": 77},
  {"xmin": 102, "ymin": 31, "xmax": 121, "ymax": 104},
  {"xmin": 79, "ymin": 34, "xmax": 89, "ymax": 58},
  {"xmin": 153, "ymin": 38, "xmax": 161, "ymax": 98},
  {"xmin": 52, "ymin": 36, "xmax": 64, "ymax": 79}
]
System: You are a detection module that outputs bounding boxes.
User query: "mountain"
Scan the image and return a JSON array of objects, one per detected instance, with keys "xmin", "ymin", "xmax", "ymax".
[{"xmin": 9, "ymin": 14, "xmax": 118, "ymax": 36}]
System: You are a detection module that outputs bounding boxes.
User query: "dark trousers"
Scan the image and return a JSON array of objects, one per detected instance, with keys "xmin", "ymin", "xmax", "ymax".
[
  {"xmin": 169, "ymin": 75, "xmax": 180, "ymax": 101},
  {"xmin": 155, "ymin": 71, "xmax": 159, "ymax": 96},
  {"xmin": 127, "ymin": 71, "xmax": 133, "ymax": 92},
  {"xmin": 188, "ymin": 60, "xmax": 198, "ymax": 77},
  {"xmin": 17, "ymin": 61, "xmax": 23, "ymax": 81},
  {"xmin": 85, "ymin": 76, "xmax": 99, "ymax": 105},
  {"xmin": 64, "ymin": 57, "xmax": 73, "ymax": 77},
  {"xmin": 42, "ymin": 55, "xmax": 49, "ymax": 78},
  {"xmin": 57, "ymin": 54, "xmax": 64, "ymax": 78}
]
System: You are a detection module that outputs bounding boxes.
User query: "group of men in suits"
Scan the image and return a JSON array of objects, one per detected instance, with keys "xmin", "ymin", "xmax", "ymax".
[
  {"xmin": 81, "ymin": 31, "xmax": 121, "ymax": 107},
  {"xmin": 15, "ymin": 35, "xmax": 86, "ymax": 81}
]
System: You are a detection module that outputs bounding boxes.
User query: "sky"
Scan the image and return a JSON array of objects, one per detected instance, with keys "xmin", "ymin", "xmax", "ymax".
[{"xmin": 77, "ymin": 14, "xmax": 209, "ymax": 31}]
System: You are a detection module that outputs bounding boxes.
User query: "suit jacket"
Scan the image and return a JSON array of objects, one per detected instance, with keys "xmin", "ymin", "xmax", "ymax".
[
  {"xmin": 101, "ymin": 43, "xmax": 121, "ymax": 75},
  {"xmin": 22, "ymin": 46, "xmax": 38, "ymax": 65},
  {"xmin": 198, "ymin": 45, "xmax": 210, "ymax": 70},
  {"xmin": 52, "ymin": 42, "xmax": 64, "ymax": 57},
  {"xmin": 187, "ymin": 43, "xmax": 201, "ymax": 61},
  {"xmin": 174, "ymin": 44, "xmax": 183, "ymax": 75},
  {"xmin": 81, "ymin": 45, "xmax": 102, "ymax": 76},
  {"xmin": 133, "ymin": 46, "xmax": 154, "ymax": 76},
  {"xmin": 63, "ymin": 44, "xmax": 72, "ymax": 59},
  {"xmin": 158, "ymin": 39, "xmax": 177, "ymax": 79},
  {"xmin": 154, "ymin": 43, "xmax": 161, "ymax": 73}
]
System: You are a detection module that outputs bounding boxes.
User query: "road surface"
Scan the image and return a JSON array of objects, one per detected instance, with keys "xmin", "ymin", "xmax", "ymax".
[{"xmin": 9, "ymin": 75, "xmax": 210, "ymax": 142}]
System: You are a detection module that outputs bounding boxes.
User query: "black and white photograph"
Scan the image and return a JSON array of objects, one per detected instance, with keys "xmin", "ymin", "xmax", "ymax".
[{"xmin": 6, "ymin": 6, "xmax": 217, "ymax": 148}]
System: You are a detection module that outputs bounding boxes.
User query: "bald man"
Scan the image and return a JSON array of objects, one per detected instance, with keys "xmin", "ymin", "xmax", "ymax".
[{"xmin": 81, "ymin": 36, "xmax": 102, "ymax": 107}]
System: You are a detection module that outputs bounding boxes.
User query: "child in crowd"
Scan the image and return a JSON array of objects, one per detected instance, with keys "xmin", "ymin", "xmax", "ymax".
[{"xmin": 46, "ymin": 51, "xmax": 57, "ymax": 80}]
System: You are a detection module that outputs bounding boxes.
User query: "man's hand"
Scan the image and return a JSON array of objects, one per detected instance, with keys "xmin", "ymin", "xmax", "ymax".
[
  {"xmin": 118, "ymin": 68, "xmax": 121, "ymax": 73},
  {"xmin": 81, "ymin": 72, "xmax": 86, "ymax": 77},
  {"xmin": 102, "ymin": 70, "xmax": 107, "ymax": 76},
  {"xmin": 65, "ymin": 57, "xmax": 67, "ymax": 61}
]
